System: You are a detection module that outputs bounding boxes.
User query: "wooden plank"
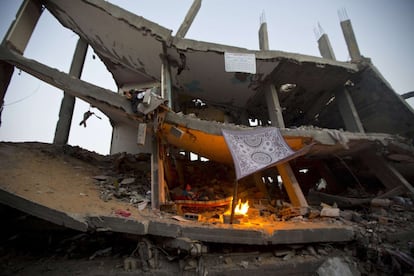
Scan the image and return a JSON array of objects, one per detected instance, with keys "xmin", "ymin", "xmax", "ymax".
[{"xmin": 277, "ymin": 163, "xmax": 309, "ymax": 207}]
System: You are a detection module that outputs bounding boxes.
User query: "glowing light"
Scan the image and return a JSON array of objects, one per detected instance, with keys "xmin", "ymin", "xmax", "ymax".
[{"xmin": 235, "ymin": 199, "xmax": 249, "ymax": 215}]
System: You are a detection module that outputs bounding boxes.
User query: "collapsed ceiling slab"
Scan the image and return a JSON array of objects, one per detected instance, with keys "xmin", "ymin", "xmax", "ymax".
[
  {"xmin": 2, "ymin": 42, "xmax": 412, "ymax": 170},
  {"xmin": 349, "ymin": 63, "xmax": 414, "ymax": 138},
  {"xmin": 41, "ymin": 0, "xmax": 359, "ymax": 113},
  {"xmin": 43, "ymin": 0, "xmax": 172, "ymax": 87}
]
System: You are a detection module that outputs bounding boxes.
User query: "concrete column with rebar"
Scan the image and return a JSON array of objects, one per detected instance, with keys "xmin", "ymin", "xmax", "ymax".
[
  {"xmin": 0, "ymin": 0, "xmax": 43, "ymax": 126},
  {"xmin": 316, "ymin": 24, "xmax": 364, "ymax": 133},
  {"xmin": 258, "ymin": 16, "xmax": 308, "ymax": 208},
  {"xmin": 54, "ymin": 38, "xmax": 88, "ymax": 145},
  {"xmin": 340, "ymin": 19, "xmax": 362, "ymax": 61}
]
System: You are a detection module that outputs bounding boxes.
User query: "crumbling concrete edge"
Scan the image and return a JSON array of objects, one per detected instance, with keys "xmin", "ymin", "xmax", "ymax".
[
  {"xmin": 0, "ymin": 188, "xmax": 88, "ymax": 232},
  {"xmin": 46, "ymin": 0, "xmax": 172, "ymax": 45},
  {"xmin": 1, "ymin": 44, "xmax": 410, "ymax": 155},
  {"xmin": 164, "ymin": 111, "xmax": 408, "ymax": 148},
  {"xmin": 173, "ymin": 37, "xmax": 358, "ymax": 72},
  {"xmin": 0, "ymin": 186, "xmax": 355, "ymax": 245}
]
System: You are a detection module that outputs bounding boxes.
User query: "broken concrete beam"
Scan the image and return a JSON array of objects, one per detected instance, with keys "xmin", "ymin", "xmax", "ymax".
[
  {"xmin": 0, "ymin": 189, "xmax": 88, "ymax": 232},
  {"xmin": 0, "ymin": 45, "xmax": 135, "ymax": 125},
  {"xmin": 163, "ymin": 237, "xmax": 207, "ymax": 257},
  {"xmin": 370, "ymin": 198, "xmax": 391, "ymax": 208},
  {"xmin": 307, "ymin": 189, "xmax": 371, "ymax": 208}
]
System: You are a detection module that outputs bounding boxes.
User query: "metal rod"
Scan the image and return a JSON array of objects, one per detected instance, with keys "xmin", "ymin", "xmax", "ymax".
[{"xmin": 230, "ymin": 180, "xmax": 239, "ymax": 224}]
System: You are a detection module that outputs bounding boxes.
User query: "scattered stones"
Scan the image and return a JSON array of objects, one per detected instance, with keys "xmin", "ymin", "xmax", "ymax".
[
  {"xmin": 124, "ymin": 257, "xmax": 138, "ymax": 271},
  {"xmin": 224, "ymin": 257, "xmax": 233, "ymax": 265},
  {"xmin": 320, "ymin": 207, "xmax": 340, "ymax": 217},
  {"xmin": 92, "ymin": 153, "xmax": 151, "ymax": 210},
  {"xmin": 371, "ymin": 198, "xmax": 391, "ymax": 207},
  {"xmin": 316, "ymin": 257, "xmax": 359, "ymax": 276},
  {"xmin": 273, "ymin": 249, "xmax": 294, "ymax": 257},
  {"xmin": 89, "ymin": 247, "xmax": 112, "ymax": 260},
  {"xmin": 239, "ymin": 260, "xmax": 249, "ymax": 269}
]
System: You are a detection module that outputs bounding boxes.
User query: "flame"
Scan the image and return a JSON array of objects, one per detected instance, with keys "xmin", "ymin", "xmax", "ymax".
[{"xmin": 235, "ymin": 199, "xmax": 249, "ymax": 215}]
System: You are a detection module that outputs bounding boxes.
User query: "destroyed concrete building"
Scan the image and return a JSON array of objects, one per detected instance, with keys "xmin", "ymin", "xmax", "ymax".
[{"xmin": 1, "ymin": 0, "xmax": 414, "ymax": 274}]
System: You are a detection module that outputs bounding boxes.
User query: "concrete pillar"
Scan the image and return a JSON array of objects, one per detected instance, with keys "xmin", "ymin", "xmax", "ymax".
[
  {"xmin": 258, "ymin": 20, "xmax": 308, "ymax": 208},
  {"xmin": 264, "ymin": 84, "xmax": 285, "ymax": 128},
  {"xmin": 54, "ymin": 38, "xmax": 88, "ymax": 145},
  {"xmin": 0, "ymin": 62, "xmax": 14, "ymax": 126},
  {"xmin": 316, "ymin": 30, "xmax": 364, "ymax": 133},
  {"xmin": 151, "ymin": 138, "xmax": 165, "ymax": 209},
  {"xmin": 340, "ymin": 19, "xmax": 362, "ymax": 62},
  {"xmin": 277, "ymin": 163, "xmax": 308, "ymax": 207},
  {"xmin": 0, "ymin": 0, "xmax": 43, "ymax": 126},
  {"xmin": 2, "ymin": 0, "xmax": 43, "ymax": 54},
  {"xmin": 335, "ymin": 87, "xmax": 365, "ymax": 133},
  {"xmin": 259, "ymin": 20, "xmax": 283, "ymax": 128},
  {"xmin": 258, "ymin": 22, "xmax": 269, "ymax": 51},
  {"xmin": 161, "ymin": 59, "xmax": 172, "ymax": 109},
  {"xmin": 151, "ymin": 57, "xmax": 174, "ymax": 209},
  {"xmin": 175, "ymin": 0, "xmax": 202, "ymax": 38},
  {"xmin": 317, "ymin": 33, "xmax": 336, "ymax": 60}
]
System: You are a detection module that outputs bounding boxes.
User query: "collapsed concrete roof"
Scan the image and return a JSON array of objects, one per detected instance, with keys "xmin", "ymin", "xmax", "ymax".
[
  {"xmin": 42, "ymin": 0, "xmax": 356, "ymax": 106},
  {"xmin": 1, "ymin": 1, "xmax": 414, "ymax": 252},
  {"xmin": 40, "ymin": 0, "xmax": 414, "ymax": 139}
]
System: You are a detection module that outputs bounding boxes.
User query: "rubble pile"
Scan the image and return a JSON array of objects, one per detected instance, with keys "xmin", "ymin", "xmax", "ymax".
[
  {"xmin": 39, "ymin": 143, "xmax": 154, "ymax": 211},
  {"xmin": 168, "ymin": 160, "xmax": 235, "ymax": 202},
  {"xmin": 0, "ymin": 142, "xmax": 413, "ymax": 274},
  {"xmin": 92, "ymin": 152, "xmax": 152, "ymax": 209}
]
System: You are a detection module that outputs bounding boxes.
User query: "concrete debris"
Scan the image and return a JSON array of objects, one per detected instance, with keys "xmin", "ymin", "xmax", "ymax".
[
  {"xmin": 371, "ymin": 198, "xmax": 392, "ymax": 207},
  {"xmin": 2, "ymin": 142, "xmax": 414, "ymax": 274},
  {"xmin": 224, "ymin": 256, "xmax": 233, "ymax": 265},
  {"xmin": 120, "ymin": 177, "xmax": 135, "ymax": 185},
  {"xmin": 273, "ymin": 249, "xmax": 295, "ymax": 258},
  {"xmin": 240, "ymin": 260, "xmax": 249, "ymax": 269},
  {"xmin": 316, "ymin": 257, "xmax": 360, "ymax": 276},
  {"xmin": 91, "ymin": 152, "xmax": 151, "ymax": 209},
  {"xmin": 320, "ymin": 206, "xmax": 340, "ymax": 217},
  {"xmin": 89, "ymin": 246, "xmax": 112, "ymax": 260},
  {"xmin": 124, "ymin": 257, "xmax": 138, "ymax": 271},
  {"xmin": 163, "ymin": 237, "xmax": 207, "ymax": 257}
]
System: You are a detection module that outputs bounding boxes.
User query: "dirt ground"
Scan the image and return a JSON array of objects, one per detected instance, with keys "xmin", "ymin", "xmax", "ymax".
[
  {"xmin": 0, "ymin": 142, "xmax": 413, "ymax": 275},
  {"xmin": 0, "ymin": 142, "xmax": 151, "ymax": 218}
]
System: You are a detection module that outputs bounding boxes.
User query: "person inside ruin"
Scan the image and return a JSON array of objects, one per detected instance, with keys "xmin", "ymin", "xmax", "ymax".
[{"xmin": 124, "ymin": 89, "xmax": 146, "ymax": 113}]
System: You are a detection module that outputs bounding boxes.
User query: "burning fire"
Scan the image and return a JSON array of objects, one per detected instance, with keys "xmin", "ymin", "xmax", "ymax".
[{"xmin": 234, "ymin": 199, "xmax": 249, "ymax": 215}]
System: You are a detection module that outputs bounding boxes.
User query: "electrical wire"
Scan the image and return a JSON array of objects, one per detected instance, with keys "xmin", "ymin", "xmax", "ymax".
[{"xmin": 2, "ymin": 84, "xmax": 40, "ymax": 107}]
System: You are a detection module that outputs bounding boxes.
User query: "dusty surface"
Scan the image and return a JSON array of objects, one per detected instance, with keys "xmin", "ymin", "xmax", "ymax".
[
  {"xmin": 0, "ymin": 142, "xmax": 146, "ymax": 218},
  {"xmin": 0, "ymin": 142, "xmax": 355, "ymax": 242}
]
